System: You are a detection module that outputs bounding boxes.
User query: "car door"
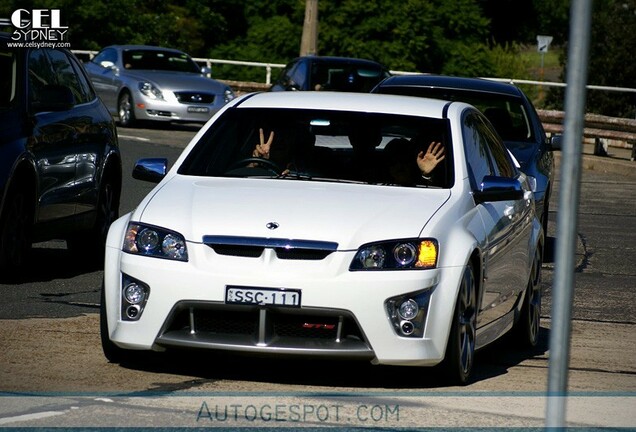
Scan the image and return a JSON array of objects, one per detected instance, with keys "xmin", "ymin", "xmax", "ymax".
[
  {"xmin": 462, "ymin": 110, "xmax": 529, "ymax": 330},
  {"xmin": 49, "ymin": 48, "xmax": 112, "ymax": 219},
  {"xmin": 27, "ymin": 48, "xmax": 80, "ymax": 223},
  {"xmin": 85, "ymin": 48, "xmax": 119, "ymax": 110}
]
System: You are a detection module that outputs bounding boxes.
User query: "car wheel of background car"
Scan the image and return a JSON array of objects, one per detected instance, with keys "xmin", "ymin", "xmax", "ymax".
[
  {"xmin": 100, "ymin": 281, "xmax": 134, "ymax": 364},
  {"xmin": 0, "ymin": 180, "xmax": 34, "ymax": 277},
  {"xmin": 513, "ymin": 245, "xmax": 542, "ymax": 348},
  {"xmin": 67, "ymin": 169, "xmax": 120, "ymax": 266},
  {"xmin": 117, "ymin": 91, "xmax": 136, "ymax": 127},
  {"xmin": 442, "ymin": 262, "xmax": 477, "ymax": 385}
]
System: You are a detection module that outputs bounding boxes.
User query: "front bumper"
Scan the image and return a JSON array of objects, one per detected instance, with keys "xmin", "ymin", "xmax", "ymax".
[
  {"xmin": 132, "ymin": 93, "xmax": 228, "ymax": 123},
  {"xmin": 104, "ymin": 238, "xmax": 465, "ymax": 367}
]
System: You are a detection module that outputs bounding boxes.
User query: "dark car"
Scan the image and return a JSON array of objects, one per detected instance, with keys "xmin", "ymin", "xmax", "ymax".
[
  {"xmin": 270, "ymin": 56, "xmax": 391, "ymax": 93},
  {"xmin": 0, "ymin": 33, "xmax": 122, "ymax": 276},
  {"xmin": 373, "ymin": 74, "xmax": 561, "ymax": 233}
]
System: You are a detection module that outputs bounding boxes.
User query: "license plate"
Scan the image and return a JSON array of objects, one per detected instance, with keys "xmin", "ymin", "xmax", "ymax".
[
  {"xmin": 225, "ymin": 286, "xmax": 301, "ymax": 307},
  {"xmin": 187, "ymin": 106, "xmax": 209, "ymax": 113}
]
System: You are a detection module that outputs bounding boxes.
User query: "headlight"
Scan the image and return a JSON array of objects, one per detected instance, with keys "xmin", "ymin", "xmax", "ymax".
[
  {"xmin": 123, "ymin": 222, "xmax": 188, "ymax": 261},
  {"xmin": 224, "ymin": 88, "xmax": 235, "ymax": 103},
  {"xmin": 138, "ymin": 82, "xmax": 164, "ymax": 100},
  {"xmin": 350, "ymin": 239, "xmax": 438, "ymax": 270}
]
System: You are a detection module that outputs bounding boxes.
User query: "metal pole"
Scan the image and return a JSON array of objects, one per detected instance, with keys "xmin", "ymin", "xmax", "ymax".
[{"xmin": 546, "ymin": 0, "xmax": 593, "ymax": 429}]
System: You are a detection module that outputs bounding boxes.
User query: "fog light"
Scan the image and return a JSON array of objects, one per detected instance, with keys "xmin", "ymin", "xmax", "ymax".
[
  {"xmin": 121, "ymin": 274, "xmax": 150, "ymax": 321},
  {"xmin": 398, "ymin": 299, "xmax": 419, "ymax": 320},
  {"xmin": 124, "ymin": 283, "xmax": 145, "ymax": 304},
  {"xmin": 126, "ymin": 305, "xmax": 140, "ymax": 319},
  {"xmin": 400, "ymin": 320, "xmax": 414, "ymax": 335}
]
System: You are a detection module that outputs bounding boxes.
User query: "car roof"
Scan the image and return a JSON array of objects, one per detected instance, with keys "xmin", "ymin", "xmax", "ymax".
[
  {"xmin": 377, "ymin": 74, "xmax": 525, "ymax": 98},
  {"xmin": 293, "ymin": 55, "xmax": 387, "ymax": 68},
  {"xmin": 103, "ymin": 45, "xmax": 187, "ymax": 54},
  {"xmin": 234, "ymin": 91, "xmax": 458, "ymax": 119}
]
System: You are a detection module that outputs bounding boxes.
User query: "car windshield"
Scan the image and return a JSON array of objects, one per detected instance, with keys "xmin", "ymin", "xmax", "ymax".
[
  {"xmin": 122, "ymin": 49, "xmax": 201, "ymax": 73},
  {"xmin": 381, "ymin": 87, "xmax": 535, "ymax": 143},
  {"xmin": 0, "ymin": 49, "xmax": 16, "ymax": 111},
  {"xmin": 178, "ymin": 107, "xmax": 453, "ymax": 188},
  {"xmin": 311, "ymin": 62, "xmax": 389, "ymax": 92}
]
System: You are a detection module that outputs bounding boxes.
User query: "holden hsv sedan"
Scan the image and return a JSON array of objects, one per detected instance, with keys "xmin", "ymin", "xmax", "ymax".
[
  {"xmin": 85, "ymin": 45, "xmax": 235, "ymax": 127},
  {"xmin": 101, "ymin": 91, "xmax": 543, "ymax": 384}
]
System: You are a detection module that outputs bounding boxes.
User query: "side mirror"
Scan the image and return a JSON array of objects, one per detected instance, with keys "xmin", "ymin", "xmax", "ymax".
[
  {"xmin": 31, "ymin": 85, "xmax": 75, "ymax": 112},
  {"xmin": 473, "ymin": 176, "xmax": 524, "ymax": 204},
  {"xmin": 133, "ymin": 158, "xmax": 168, "ymax": 183},
  {"xmin": 201, "ymin": 66, "xmax": 212, "ymax": 77},
  {"xmin": 549, "ymin": 134, "xmax": 562, "ymax": 151}
]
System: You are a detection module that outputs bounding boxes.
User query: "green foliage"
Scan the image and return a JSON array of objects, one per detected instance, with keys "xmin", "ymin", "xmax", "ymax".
[
  {"xmin": 546, "ymin": 0, "xmax": 636, "ymax": 117},
  {"xmin": 2, "ymin": 0, "xmax": 631, "ymax": 117}
]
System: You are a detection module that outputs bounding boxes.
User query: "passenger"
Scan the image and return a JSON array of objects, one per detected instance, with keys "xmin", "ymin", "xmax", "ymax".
[{"xmin": 384, "ymin": 138, "xmax": 445, "ymax": 186}]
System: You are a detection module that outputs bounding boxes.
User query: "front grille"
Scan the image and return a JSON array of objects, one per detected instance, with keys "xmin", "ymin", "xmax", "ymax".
[
  {"xmin": 174, "ymin": 92, "xmax": 215, "ymax": 104},
  {"xmin": 204, "ymin": 236, "xmax": 338, "ymax": 261},
  {"xmin": 156, "ymin": 302, "xmax": 370, "ymax": 357},
  {"xmin": 208, "ymin": 244, "xmax": 332, "ymax": 260},
  {"xmin": 211, "ymin": 245, "xmax": 264, "ymax": 258}
]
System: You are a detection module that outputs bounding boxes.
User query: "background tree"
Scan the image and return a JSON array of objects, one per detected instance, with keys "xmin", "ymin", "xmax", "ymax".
[{"xmin": 545, "ymin": 0, "xmax": 636, "ymax": 117}]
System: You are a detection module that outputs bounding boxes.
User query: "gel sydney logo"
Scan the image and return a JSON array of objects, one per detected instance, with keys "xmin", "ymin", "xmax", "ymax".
[{"xmin": 10, "ymin": 9, "xmax": 68, "ymax": 42}]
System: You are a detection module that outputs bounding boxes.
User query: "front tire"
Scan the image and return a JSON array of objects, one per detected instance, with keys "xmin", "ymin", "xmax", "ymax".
[
  {"xmin": 514, "ymin": 245, "xmax": 542, "ymax": 348},
  {"xmin": 442, "ymin": 262, "xmax": 477, "ymax": 385},
  {"xmin": 117, "ymin": 91, "xmax": 136, "ymax": 127},
  {"xmin": 67, "ymin": 170, "xmax": 120, "ymax": 267},
  {"xmin": 0, "ymin": 183, "xmax": 33, "ymax": 276}
]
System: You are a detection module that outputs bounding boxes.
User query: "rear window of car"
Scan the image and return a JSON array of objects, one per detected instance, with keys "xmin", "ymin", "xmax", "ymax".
[{"xmin": 179, "ymin": 107, "xmax": 453, "ymax": 188}]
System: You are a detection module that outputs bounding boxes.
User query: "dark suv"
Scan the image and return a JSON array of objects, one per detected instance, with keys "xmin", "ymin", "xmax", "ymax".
[{"xmin": 0, "ymin": 33, "xmax": 122, "ymax": 276}]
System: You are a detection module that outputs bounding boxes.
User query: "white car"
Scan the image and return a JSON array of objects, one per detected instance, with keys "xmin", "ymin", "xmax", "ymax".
[{"xmin": 101, "ymin": 91, "xmax": 543, "ymax": 384}]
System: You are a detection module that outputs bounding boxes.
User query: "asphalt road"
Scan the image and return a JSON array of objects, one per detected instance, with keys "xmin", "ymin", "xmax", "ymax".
[{"xmin": 0, "ymin": 124, "xmax": 634, "ymax": 429}]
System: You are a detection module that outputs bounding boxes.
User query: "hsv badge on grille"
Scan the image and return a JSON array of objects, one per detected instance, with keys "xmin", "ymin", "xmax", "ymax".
[
  {"xmin": 266, "ymin": 222, "xmax": 279, "ymax": 230},
  {"xmin": 190, "ymin": 94, "xmax": 203, "ymax": 102}
]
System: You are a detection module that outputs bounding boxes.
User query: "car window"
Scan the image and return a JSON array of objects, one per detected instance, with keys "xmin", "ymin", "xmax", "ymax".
[
  {"xmin": 67, "ymin": 53, "xmax": 97, "ymax": 102},
  {"xmin": 27, "ymin": 49, "xmax": 56, "ymax": 105},
  {"xmin": 92, "ymin": 47, "xmax": 117, "ymax": 68},
  {"xmin": 462, "ymin": 111, "xmax": 495, "ymax": 190},
  {"xmin": 473, "ymin": 114, "xmax": 517, "ymax": 178},
  {"xmin": 287, "ymin": 61, "xmax": 307, "ymax": 89},
  {"xmin": 122, "ymin": 49, "xmax": 200, "ymax": 73},
  {"xmin": 179, "ymin": 107, "xmax": 452, "ymax": 188},
  {"xmin": 46, "ymin": 49, "xmax": 88, "ymax": 104},
  {"xmin": 312, "ymin": 62, "xmax": 388, "ymax": 92},
  {"xmin": 0, "ymin": 49, "xmax": 16, "ymax": 110}
]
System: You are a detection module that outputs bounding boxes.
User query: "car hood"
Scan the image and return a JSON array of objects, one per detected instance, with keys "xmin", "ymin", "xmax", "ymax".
[
  {"xmin": 124, "ymin": 70, "xmax": 228, "ymax": 92},
  {"xmin": 135, "ymin": 176, "xmax": 451, "ymax": 250},
  {"xmin": 504, "ymin": 140, "xmax": 539, "ymax": 170}
]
